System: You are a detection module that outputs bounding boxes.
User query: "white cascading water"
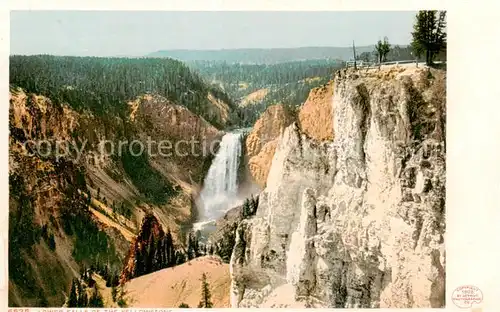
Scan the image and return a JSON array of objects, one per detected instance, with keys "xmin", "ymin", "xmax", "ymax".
[{"xmin": 195, "ymin": 131, "xmax": 244, "ymax": 230}]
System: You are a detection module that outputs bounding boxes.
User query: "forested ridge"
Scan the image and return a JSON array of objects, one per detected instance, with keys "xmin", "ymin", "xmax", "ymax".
[
  {"xmin": 9, "ymin": 55, "xmax": 343, "ymax": 129},
  {"xmin": 189, "ymin": 59, "xmax": 344, "ymax": 126},
  {"xmin": 189, "ymin": 59, "xmax": 341, "ymax": 95},
  {"xmin": 9, "ymin": 55, "xmax": 237, "ymax": 128}
]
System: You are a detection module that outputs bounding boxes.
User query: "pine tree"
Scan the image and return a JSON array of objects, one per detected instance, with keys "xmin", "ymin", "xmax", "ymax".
[
  {"xmin": 197, "ymin": 273, "xmax": 213, "ymax": 308},
  {"xmin": 67, "ymin": 279, "xmax": 78, "ymax": 307},
  {"xmin": 250, "ymin": 195, "xmax": 259, "ymax": 216},
  {"xmin": 187, "ymin": 233, "xmax": 194, "ymax": 260},
  {"xmin": 374, "ymin": 37, "xmax": 391, "ymax": 63},
  {"xmin": 133, "ymin": 248, "xmax": 142, "ymax": 277},
  {"xmin": 88, "ymin": 284, "xmax": 104, "ymax": 307},
  {"xmin": 179, "ymin": 303, "xmax": 190, "ymax": 308},
  {"xmin": 80, "ymin": 265, "xmax": 87, "ymax": 282},
  {"xmin": 102, "ymin": 264, "xmax": 109, "ymax": 281},
  {"xmin": 194, "ymin": 231, "xmax": 201, "ymax": 257},
  {"xmin": 111, "ymin": 285, "xmax": 118, "ymax": 302},
  {"xmin": 165, "ymin": 229, "xmax": 175, "ymax": 266},
  {"xmin": 76, "ymin": 279, "xmax": 86, "ymax": 307},
  {"xmin": 375, "ymin": 40, "xmax": 384, "ymax": 63},
  {"xmin": 175, "ymin": 250, "xmax": 186, "ymax": 265},
  {"xmin": 242, "ymin": 198, "xmax": 250, "ymax": 218},
  {"xmin": 81, "ymin": 289, "xmax": 89, "ymax": 307},
  {"xmin": 411, "ymin": 10, "xmax": 447, "ymax": 65},
  {"xmin": 382, "ymin": 37, "xmax": 391, "ymax": 62}
]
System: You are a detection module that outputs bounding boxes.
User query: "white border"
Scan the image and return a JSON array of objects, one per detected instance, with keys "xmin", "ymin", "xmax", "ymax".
[{"xmin": 2, "ymin": 1, "xmax": 500, "ymax": 312}]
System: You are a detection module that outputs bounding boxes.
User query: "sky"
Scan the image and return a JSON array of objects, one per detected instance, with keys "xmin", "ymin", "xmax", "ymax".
[{"xmin": 10, "ymin": 11, "xmax": 417, "ymax": 57}]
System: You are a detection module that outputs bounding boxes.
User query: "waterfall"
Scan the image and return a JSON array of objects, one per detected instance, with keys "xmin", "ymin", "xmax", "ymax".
[{"xmin": 197, "ymin": 131, "xmax": 244, "ymax": 223}]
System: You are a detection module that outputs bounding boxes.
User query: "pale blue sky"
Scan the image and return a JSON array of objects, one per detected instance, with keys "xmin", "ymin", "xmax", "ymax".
[{"xmin": 10, "ymin": 11, "xmax": 417, "ymax": 56}]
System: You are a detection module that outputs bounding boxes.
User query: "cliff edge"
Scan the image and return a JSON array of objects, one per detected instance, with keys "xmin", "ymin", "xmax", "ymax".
[{"xmin": 229, "ymin": 65, "xmax": 446, "ymax": 308}]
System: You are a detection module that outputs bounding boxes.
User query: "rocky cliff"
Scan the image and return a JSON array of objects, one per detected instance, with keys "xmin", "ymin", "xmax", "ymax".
[
  {"xmin": 229, "ymin": 66, "xmax": 446, "ymax": 308},
  {"xmin": 8, "ymin": 88, "xmax": 226, "ymax": 306},
  {"xmin": 297, "ymin": 80, "xmax": 334, "ymax": 142},
  {"xmin": 244, "ymin": 80, "xmax": 335, "ymax": 188},
  {"xmin": 245, "ymin": 104, "xmax": 295, "ymax": 187},
  {"xmin": 120, "ymin": 213, "xmax": 177, "ymax": 284}
]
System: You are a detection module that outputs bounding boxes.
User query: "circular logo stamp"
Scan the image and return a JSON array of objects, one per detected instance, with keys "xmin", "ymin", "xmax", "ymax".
[{"xmin": 451, "ymin": 285, "xmax": 483, "ymax": 308}]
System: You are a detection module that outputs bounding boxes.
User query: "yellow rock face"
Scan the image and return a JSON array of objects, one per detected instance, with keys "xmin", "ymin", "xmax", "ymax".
[
  {"xmin": 298, "ymin": 81, "xmax": 334, "ymax": 142},
  {"xmin": 245, "ymin": 104, "xmax": 294, "ymax": 187},
  {"xmin": 245, "ymin": 80, "xmax": 335, "ymax": 187}
]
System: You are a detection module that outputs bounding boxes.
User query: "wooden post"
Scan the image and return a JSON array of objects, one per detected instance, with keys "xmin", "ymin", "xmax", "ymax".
[{"xmin": 352, "ymin": 40, "xmax": 357, "ymax": 70}]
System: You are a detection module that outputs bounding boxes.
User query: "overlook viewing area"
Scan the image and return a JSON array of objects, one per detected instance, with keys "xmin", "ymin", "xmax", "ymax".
[{"xmin": 345, "ymin": 59, "xmax": 445, "ymax": 69}]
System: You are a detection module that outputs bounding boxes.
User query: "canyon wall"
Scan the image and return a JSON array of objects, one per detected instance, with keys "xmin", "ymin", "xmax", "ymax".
[
  {"xmin": 244, "ymin": 80, "xmax": 335, "ymax": 188},
  {"xmin": 230, "ymin": 66, "xmax": 446, "ymax": 308},
  {"xmin": 245, "ymin": 104, "xmax": 295, "ymax": 188},
  {"xmin": 297, "ymin": 80, "xmax": 334, "ymax": 141},
  {"xmin": 8, "ymin": 89, "xmax": 227, "ymax": 306}
]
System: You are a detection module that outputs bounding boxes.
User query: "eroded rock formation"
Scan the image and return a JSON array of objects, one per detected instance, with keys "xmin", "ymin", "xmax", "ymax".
[
  {"xmin": 245, "ymin": 104, "xmax": 295, "ymax": 187},
  {"xmin": 230, "ymin": 66, "xmax": 446, "ymax": 308},
  {"xmin": 120, "ymin": 213, "xmax": 175, "ymax": 284}
]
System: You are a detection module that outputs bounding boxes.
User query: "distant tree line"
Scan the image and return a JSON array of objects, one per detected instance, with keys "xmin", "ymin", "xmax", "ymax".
[
  {"xmin": 190, "ymin": 60, "xmax": 342, "ymax": 127},
  {"xmin": 190, "ymin": 59, "xmax": 341, "ymax": 95}
]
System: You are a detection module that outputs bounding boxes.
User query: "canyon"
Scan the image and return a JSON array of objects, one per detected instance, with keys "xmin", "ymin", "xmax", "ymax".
[{"xmin": 8, "ymin": 56, "xmax": 446, "ymax": 309}]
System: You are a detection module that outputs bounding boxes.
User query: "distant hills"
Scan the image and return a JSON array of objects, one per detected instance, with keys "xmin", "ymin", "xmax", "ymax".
[{"xmin": 147, "ymin": 46, "xmax": 378, "ymax": 64}]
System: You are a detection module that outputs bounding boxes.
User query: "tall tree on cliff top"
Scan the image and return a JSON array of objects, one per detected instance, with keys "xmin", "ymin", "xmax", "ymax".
[
  {"xmin": 411, "ymin": 10, "xmax": 447, "ymax": 65},
  {"xmin": 374, "ymin": 37, "xmax": 391, "ymax": 63},
  {"xmin": 375, "ymin": 40, "xmax": 384, "ymax": 63},
  {"xmin": 381, "ymin": 37, "xmax": 391, "ymax": 62}
]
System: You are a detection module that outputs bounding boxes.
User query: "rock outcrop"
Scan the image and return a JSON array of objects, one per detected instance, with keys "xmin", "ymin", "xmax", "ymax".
[
  {"xmin": 230, "ymin": 66, "xmax": 446, "ymax": 308},
  {"xmin": 298, "ymin": 80, "xmax": 334, "ymax": 141},
  {"xmin": 120, "ymin": 213, "xmax": 175, "ymax": 284},
  {"xmin": 245, "ymin": 104, "xmax": 295, "ymax": 187},
  {"xmin": 208, "ymin": 205, "xmax": 244, "ymax": 263}
]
